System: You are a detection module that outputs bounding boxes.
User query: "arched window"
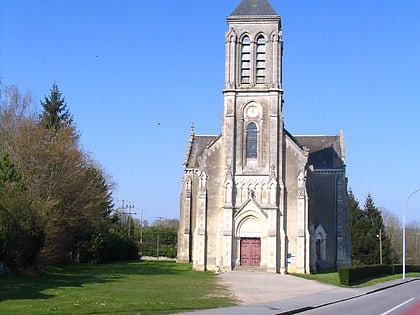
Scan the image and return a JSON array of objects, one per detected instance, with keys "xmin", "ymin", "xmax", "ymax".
[
  {"xmin": 314, "ymin": 225, "xmax": 327, "ymax": 261},
  {"xmin": 246, "ymin": 122, "xmax": 258, "ymax": 159},
  {"xmin": 256, "ymin": 35, "xmax": 266, "ymax": 84},
  {"xmin": 241, "ymin": 36, "xmax": 251, "ymax": 84}
]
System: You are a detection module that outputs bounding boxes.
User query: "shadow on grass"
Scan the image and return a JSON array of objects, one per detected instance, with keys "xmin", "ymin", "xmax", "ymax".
[{"xmin": 0, "ymin": 260, "xmax": 186, "ymax": 302}]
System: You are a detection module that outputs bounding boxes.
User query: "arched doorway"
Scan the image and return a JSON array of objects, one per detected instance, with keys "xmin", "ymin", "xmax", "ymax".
[{"xmin": 238, "ymin": 217, "xmax": 262, "ymax": 266}]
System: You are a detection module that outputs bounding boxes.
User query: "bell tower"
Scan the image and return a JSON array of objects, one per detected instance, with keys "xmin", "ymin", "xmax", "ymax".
[
  {"xmin": 223, "ymin": 0, "xmax": 283, "ymax": 175},
  {"xmin": 221, "ymin": 0, "xmax": 286, "ymax": 272}
]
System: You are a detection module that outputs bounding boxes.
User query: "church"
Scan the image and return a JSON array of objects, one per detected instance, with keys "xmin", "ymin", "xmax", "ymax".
[{"xmin": 177, "ymin": 0, "xmax": 351, "ymax": 274}]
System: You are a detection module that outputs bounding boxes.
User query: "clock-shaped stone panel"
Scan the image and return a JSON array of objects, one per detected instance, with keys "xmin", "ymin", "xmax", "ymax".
[{"xmin": 246, "ymin": 105, "xmax": 258, "ymax": 118}]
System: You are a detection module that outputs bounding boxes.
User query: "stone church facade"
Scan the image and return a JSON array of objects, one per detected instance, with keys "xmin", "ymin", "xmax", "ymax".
[{"xmin": 177, "ymin": 0, "xmax": 351, "ymax": 274}]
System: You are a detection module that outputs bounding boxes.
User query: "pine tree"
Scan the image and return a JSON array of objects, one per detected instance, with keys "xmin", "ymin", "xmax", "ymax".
[
  {"xmin": 39, "ymin": 83, "xmax": 72, "ymax": 131},
  {"xmin": 349, "ymin": 189, "xmax": 367, "ymax": 265},
  {"xmin": 0, "ymin": 152, "xmax": 22, "ymax": 185},
  {"xmin": 364, "ymin": 194, "xmax": 393, "ymax": 264},
  {"xmin": 349, "ymin": 192, "xmax": 394, "ymax": 265}
]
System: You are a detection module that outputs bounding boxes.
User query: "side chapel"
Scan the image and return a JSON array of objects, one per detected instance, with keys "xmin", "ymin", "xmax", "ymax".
[{"xmin": 177, "ymin": 0, "xmax": 351, "ymax": 273}]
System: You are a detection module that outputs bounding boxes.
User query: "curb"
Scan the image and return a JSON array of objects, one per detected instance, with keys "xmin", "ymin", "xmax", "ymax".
[{"xmin": 275, "ymin": 278, "xmax": 419, "ymax": 315}]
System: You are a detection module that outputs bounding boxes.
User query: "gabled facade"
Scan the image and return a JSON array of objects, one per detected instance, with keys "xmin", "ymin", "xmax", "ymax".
[{"xmin": 177, "ymin": 0, "xmax": 351, "ymax": 274}]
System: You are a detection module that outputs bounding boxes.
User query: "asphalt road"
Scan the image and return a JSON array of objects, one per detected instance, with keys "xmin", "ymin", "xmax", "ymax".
[
  {"xmin": 299, "ymin": 280, "xmax": 420, "ymax": 315},
  {"xmin": 175, "ymin": 273, "xmax": 419, "ymax": 315}
]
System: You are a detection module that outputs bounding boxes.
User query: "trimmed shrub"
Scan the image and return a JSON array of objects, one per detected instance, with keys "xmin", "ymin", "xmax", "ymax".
[
  {"xmin": 407, "ymin": 265, "xmax": 420, "ymax": 273},
  {"xmin": 339, "ymin": 265, "xmax": 392, "ymax": 285},
  {"xmin": 338, "ymin": 267, "xmax": 351, "ymax": 286},
  {"xmin": 339, "ymin": 264, "xmax": 420, "ymax": 285}
]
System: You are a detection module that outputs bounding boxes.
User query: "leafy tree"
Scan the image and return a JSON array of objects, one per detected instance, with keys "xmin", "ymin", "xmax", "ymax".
[
  {"xmin": 39, "ymin": 83, "xmax": 72, "ymax": 131},
  {"xmin": 0, "ymin": 83, "xmax": 125, "ymax": 270},
  {"xmin": 0, "ymin": 82, "xmax": 139, "ymax": 270}
]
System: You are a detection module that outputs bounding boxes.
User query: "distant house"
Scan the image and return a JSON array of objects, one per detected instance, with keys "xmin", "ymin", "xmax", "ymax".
[{"xmin": 177, "ymin": 0, "xmax": 351, "ymax": 274}]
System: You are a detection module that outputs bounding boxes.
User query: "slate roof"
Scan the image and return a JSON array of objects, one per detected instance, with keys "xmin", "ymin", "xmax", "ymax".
[
  {"xmin": 294, "ymin": 135, "xmax": 345, "ymax": 170},
  {"xmin": 230, "ymin": 0, "xmax": 278, "ymax": 17},
  {"xmin": 184, "ymin": 135, "xmax": 219, "ymax": 168},
  {"xmin": 186, "ymin": 133, "xmax": 344, "ymax": 170}
]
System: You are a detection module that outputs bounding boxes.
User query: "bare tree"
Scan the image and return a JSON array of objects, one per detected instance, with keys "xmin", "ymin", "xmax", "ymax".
[
  {"xmin": 381, "ymin": 208, "xmax": 402, "ymax": 263},
  {"xmin": 406, "ymin": 221, "xmax": 420, "ymax": 265}
]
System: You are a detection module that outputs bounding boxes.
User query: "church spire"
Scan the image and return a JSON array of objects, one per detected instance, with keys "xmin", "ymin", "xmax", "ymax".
[{"xmin": 230, "ymin": 0, "xmax": 278, "ymax": 17}]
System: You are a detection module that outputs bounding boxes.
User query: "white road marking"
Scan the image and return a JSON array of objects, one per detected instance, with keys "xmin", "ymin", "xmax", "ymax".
[{"xmin": 380, "ymin": 298, "xmax": 415, "ymax": 315}]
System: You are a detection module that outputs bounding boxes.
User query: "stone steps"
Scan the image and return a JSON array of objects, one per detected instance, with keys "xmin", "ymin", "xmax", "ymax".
[{"xmin": 233, "ymin": 265, "xmax": 267, "ymax": 272}]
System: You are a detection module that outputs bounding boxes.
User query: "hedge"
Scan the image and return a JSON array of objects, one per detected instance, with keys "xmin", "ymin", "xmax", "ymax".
[{"xmin": 338, "ymin": 264, "xmax": 420, "ymax": 285}]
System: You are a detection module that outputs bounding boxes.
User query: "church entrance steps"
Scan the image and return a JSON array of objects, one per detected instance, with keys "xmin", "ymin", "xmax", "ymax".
[{"xmin": 233, "ymin": 266, "xmax": 267, "ymax": 272}]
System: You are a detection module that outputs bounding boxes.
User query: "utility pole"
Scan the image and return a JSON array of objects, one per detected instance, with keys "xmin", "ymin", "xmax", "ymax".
[
  {"xmin": 120, "ymin": 200, "xmax": 125, "ymax": 228},
  {"xmin": 140, "ymin": 209, "xmax": 146, "ymax": 244},
  {"xmin": 119, "ymin": 201, "xmax": 137, "ymax": 238},
  {"xmin": 156, "ymin": 216, "xmax": 164, "ymax": 225},
  {"xmin": 125, "ymin": 203, "xmax": 136, "ymax": 238},
  {"xmin": 156, "ymin": 216, "xmax": 164, "ymax": 260},
  {"xmin": 157, "ymin": 234, "xmax": 160, "ymax": 261}
]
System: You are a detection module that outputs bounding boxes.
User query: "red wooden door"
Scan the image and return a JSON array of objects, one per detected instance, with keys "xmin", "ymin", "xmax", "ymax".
[{"xmin": 240, "ymin": 238, "xmax": 261, "ymax": 266}]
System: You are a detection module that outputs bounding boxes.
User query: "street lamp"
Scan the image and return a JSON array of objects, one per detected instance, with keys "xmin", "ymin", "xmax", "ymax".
[
  {"xmin": 377, "ymin": 229, "xmax": 382, "ymax": 265},
  {"xmin": 402, "ymin": 188, "xmax": 420, "ymax": 280}
]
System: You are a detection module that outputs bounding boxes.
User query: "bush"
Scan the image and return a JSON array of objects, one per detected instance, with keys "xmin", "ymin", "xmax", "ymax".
[{"xmin": 101, "ymin": 232, "xmax": 138, "ymax": 262}]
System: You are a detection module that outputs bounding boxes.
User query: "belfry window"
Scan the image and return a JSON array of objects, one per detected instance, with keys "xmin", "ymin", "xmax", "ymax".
[
  {"xmin": 256, "ymin": 35, "xmax": 266, "ymax": 84},
  {"xmin": 241, "ymin": 36, "xmax": 251, "ymax": 84},
  {"xmin": 246, "ymin": 122, "xmax": 258, "ymax": 159}
]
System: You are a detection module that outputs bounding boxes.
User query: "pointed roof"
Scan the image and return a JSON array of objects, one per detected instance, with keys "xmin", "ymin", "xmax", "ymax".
[{"xmin": 229, "ymin": 0, "xmax": 278, "ymax": 17}]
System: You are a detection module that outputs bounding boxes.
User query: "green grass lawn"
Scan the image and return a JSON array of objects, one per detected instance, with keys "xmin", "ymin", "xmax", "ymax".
[
  {"xmin": 293, "ymin": 271, "xmax": 420, "ymax": 287},
  {"xmin": 0, "ymin": 261, "xmax": 237, "ymax": 315}
]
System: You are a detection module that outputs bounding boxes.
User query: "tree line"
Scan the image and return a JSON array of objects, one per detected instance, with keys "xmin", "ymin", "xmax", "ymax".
[
  {"xmin": 137, "ymin": 219, "xmax": 178, "ymax": 259},
  {"xmin": 2, "ymin": 81, "xmax": 416, "ymax": 273},
  {"xmin": 349, "ymin": 190, "xmax": 420, "ymax": 266},
  {"xmin": 0, "ymin": 83, "xmax": 138, "ymax": 273}
]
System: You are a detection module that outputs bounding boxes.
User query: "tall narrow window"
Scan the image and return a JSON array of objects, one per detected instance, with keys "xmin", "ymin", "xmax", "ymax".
[
  {"xmin": 246, "ymin": 123, "xmax": 258, "ymax": 159},
  {"xmin": 256, "ymin": 36, "xmax": 266, "ymax": 84},
  {"xmin": 241, "ymin": 36, "xmax": 251, "ymax": 84}
]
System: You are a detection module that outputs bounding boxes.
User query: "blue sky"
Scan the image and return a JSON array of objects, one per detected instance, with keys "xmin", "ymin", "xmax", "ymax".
[{"xmin": 1, "ymin": 1, "xmax": 420, "ymax": 225}]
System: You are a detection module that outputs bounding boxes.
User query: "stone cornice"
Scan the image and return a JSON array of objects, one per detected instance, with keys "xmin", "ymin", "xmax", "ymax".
[{"xmin": 309, "ymin": 168, "xmax": 345, "ymax": 175}]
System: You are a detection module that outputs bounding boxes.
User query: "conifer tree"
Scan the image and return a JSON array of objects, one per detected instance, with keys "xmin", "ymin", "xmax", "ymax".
[
  {"xmin": 364, "ymin": 194, "xmax": 393, "ymax": 264},
  {"xmin": 39, "ymin": 83, "xmax": 72, "ymax": 131},
  {"xmin": 349, "ymin": 189, "xmax": 366, "ymax": 265},
  {"xmin": 0, "ymin": 152, "xmax": 22, "ymax": 185},
  {"xmin": 349, "ymin": 191, "xmax": 394, "ymax": 265}
]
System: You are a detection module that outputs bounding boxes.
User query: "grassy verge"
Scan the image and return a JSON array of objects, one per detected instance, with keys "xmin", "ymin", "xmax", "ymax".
[
  {"xmin": 0, "ymin": 261, "xmax": 237, "ymax": 315},
  {"xmin": 292, "ymin": 271, "xmax": 420, "ymax": 287}
]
